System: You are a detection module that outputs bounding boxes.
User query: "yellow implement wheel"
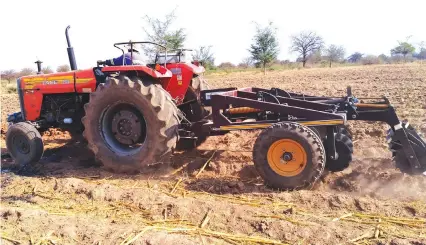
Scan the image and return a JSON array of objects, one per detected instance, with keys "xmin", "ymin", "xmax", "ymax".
[
  {"xmin": 253, "ymin": 122, "xmax": 326, "ymax": 190},
  {"xmin": 267, "ymin": 139, "xmax": 307, "ymax": 177}
]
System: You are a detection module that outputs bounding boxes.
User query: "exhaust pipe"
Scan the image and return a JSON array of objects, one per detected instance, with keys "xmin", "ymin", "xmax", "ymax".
[
  {"xmin": 65, "ymin": 25, "xmax": 77, "ymax": 70},
  {"xmin": 34, "ymin": 60, "xmax": 43, "ymax": 74}
]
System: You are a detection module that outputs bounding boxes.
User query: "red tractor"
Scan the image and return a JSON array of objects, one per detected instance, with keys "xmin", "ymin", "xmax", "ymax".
[
  {"xmin": 6, "ymin": 26, "xmax": 425, "ymax": 191},
  {"xmin": 6, "ymin": 26, "xmax": 209, "ymax": 173}
]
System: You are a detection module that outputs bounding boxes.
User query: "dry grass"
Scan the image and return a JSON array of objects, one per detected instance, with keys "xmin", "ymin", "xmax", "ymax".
[
  {"xmin": 2, "ymin": 174, "xmax": 425, "ymax": 245},
  {"xmin": 0, "ymin": 80, "xmax": 17, "ymax": 94}
]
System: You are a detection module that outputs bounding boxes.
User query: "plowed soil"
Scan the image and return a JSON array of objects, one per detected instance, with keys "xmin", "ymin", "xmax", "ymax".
[{"xmin": 1, "ymin": 64, "xmax": 426, "ymax": 245}]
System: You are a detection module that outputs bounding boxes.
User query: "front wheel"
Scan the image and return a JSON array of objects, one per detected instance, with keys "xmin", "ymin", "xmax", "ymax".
[
  {"xmin": 6, "ymin": 122, "xmax": 44, "ymax": 167},
  {"xmin": 253, "ymin": 122, "xmax": 326, "ymax": 190}
]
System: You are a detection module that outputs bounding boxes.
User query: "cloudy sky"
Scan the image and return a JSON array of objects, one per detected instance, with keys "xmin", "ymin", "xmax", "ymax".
[{"xmin": 1, "ymin": 0, "xmax": 425, "ymax": 71}]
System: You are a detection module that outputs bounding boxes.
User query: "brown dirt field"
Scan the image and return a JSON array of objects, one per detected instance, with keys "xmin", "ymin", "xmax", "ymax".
[{"xmin": 1, "ymin": 64, "xmax": 426, "ymax": 245}]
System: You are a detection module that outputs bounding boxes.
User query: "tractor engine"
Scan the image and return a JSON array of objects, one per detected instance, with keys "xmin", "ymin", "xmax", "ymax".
[{"xmin": 38, "ymin": 93, "xmax": 88, "ymax": 130}]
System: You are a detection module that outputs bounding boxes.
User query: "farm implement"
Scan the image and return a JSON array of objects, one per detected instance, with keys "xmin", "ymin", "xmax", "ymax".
[
  {"xmin": 188, "ymin": 86, "xmax": 426, "ymax": 189},
  {"xmin": 5, "ymin": 26, "xmax": 426, "ymax": 191}
]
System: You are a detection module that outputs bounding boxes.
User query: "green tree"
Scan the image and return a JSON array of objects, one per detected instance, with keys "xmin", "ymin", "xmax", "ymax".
[
  {"xmin": 290, "ymin": 31, "xmax": 324, "ymax": 67},
  {"xmin": 193, "ymin": 46, "xmax": 215, "ymax": 69},
  {"xmin": 347, "ymin": 52, "xmax": 363, "ymax": 63},
  {"xmin": 391, "ymin": 41, "xmax": 415, "ymax": 62},
  {"xmin": 142, "ymin": 9, "xmax": 186, "ymax": 58},
  {"xmin": 324, "ymin": 44, "xmax": 345, "ymax": 67},
  {"xmin": 248, "ymin": 22, "xmax": 279, "ymax": 74}
]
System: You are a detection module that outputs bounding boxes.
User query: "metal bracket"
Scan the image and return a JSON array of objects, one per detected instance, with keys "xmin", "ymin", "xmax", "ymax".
[
  {"xmin": 326, "ymin": 126, "xmax": 337, "ymax": 160},
  {"xmin": 394, "ymin": 127, "xmax": 422, "ymax": 169}
]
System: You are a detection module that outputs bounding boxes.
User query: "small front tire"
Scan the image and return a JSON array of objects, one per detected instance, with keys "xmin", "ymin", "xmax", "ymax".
[{"xmin": 5, "ymin": 122, "xmax": 44, "ymax": 167}]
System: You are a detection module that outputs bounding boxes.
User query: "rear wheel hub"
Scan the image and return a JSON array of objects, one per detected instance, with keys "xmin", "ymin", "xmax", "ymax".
[
  {"xmin": 267, "ymin": 139, "xmax": 307, "ymax": 177},
  {"xmin": 111, "ymin": 110, "xmax": 143, "ymax": 145},
  {"xmin": 101, "ymin": 102, "xmax": 147, "ymax": 154}
]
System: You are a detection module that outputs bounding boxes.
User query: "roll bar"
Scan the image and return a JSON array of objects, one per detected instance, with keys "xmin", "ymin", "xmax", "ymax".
[{"xmin": 113, "ymin": 41, "xmax": 168, "ymax": 66}]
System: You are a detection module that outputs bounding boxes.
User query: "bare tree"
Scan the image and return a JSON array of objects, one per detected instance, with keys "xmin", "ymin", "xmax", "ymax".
[
  {"xmin": 306, "ymin": 50, "xmax": 322, "ymax": 64},
  {"xmin": 193, "ymin": 46, "xmax": 215, "ymax": 69},
  {"xmin": 414, "ymin": 41, "xmax": 426, "ymax": 62},
  {"xmin": 361, "ymin": 55, "xmax": 380, "ymax": 65},
  {"xmin": 218, "ymin": 62, "xmax": 236, "ymax": 69},
  {"xmin": 239, "ymin": 57, "xmax": 254, "ymax": 68},
  {"xmin": 378, "ymin": 54, "xmax": 390, "ymax": 64},
  {"xmin": 290, "ymin": 31, "xmax": 324, "ymax": 67},
  {"xmin": 57, "ymin": 64, "xmax": 71, "ymax": 72},
  {"xmin": 324, "ymin": 44, "xmax": 345, "ymax": 67},
  {"xmin": 1, "ymin": 69, "xmax": 17, "ymax": 83},
  {"xmin": 19, "ymin": 68, "xmax": 35, "ymax": 77},
  {"xmin": 42, "ymin": 66, "xmax": 54, "ymax": 74}
]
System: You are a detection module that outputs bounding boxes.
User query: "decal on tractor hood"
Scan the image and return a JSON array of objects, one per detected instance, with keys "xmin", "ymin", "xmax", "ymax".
[
  {"xmin": 23, "ymin": 75, "xmax": 74, "ymax": 89},
  {"xmin": 170, "ymin": 68, "xmax": 183, "ymax": 85},
  {"xmin": 42, "ymin": 80, "xmax": 70, "ymax": 85},
  {"xmin": 170, "ymin": 68, "xmax": 182, "ymax": 75}
]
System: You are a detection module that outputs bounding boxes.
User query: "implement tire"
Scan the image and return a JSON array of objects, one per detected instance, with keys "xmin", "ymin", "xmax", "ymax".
[
  {"xmin": 82, "ymin": 75, "xmax": 179, "ymax": 173},
  {"xmin": 338, "ymin": 126, "xmax": 352, "ymax": 140},
  {"xmin": 324, "ymin": 132, "xmax": 353, "ymax": 172},
  {"xmin": 253, "ymin": 122, "xmax": 326, "ymax": 191}
]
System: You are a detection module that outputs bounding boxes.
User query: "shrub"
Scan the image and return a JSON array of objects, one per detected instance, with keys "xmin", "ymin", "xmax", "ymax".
[
  {"xmin": 218, "ymin": 62, "xmax": 236, "ymax": 69},
  {"xmin": 361, "ymin": 55, "xmax": 380, "ymax": 65},
  {"xmin": 6, "ymin": 83, "xmax": 17, "ymax": 93}
]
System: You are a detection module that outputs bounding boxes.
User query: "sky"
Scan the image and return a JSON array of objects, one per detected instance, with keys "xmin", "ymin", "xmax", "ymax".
[{"xmin": 1, "ymin": 0, "xmax": 425, "ymax": 71}]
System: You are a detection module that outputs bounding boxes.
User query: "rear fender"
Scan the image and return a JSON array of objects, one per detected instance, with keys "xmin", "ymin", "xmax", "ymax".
[
  {"xmin": 163, "ymin": 63, "xmax": 196, "ymax": 104},
  {"xmin": 186, "ymin": 63, "xmax": 206, "ymax": 75},
  {"xmin": 101, "ymin": 65, "xmax": 173, "ymax": 79}
]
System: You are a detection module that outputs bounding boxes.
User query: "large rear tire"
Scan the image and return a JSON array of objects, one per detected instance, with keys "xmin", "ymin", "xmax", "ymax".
[
  {"xmin": 253, "ymin": 122, "xmax": 326, "ymax": 190},
  {"xmin": 6, "ymin": 122, "xmax": 44, "ymax": 167},
  {"xmin": 82, "ymin": 75, "xmax": 179, "ymax": 173}
]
